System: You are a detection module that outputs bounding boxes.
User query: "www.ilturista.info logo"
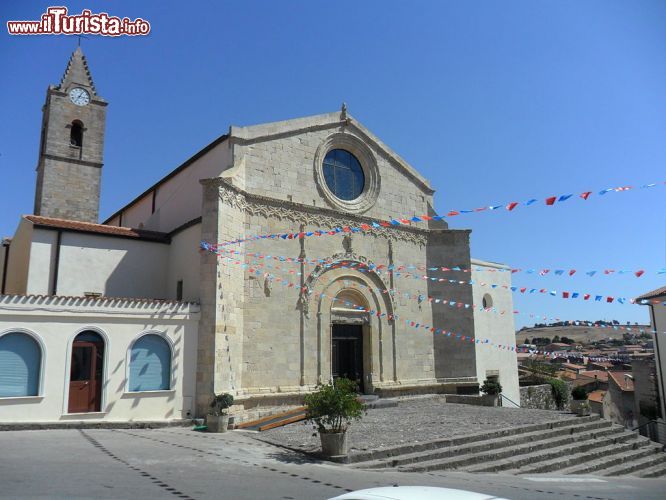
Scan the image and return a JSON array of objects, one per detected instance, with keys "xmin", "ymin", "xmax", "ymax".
[{"xmin": 7, "ymin": 6, "xmax": 151, "ymax": 36}]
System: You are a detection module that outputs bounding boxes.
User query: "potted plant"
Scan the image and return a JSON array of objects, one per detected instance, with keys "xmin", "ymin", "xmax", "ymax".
[
  {"xmin": 207, "ymin": 392, "xmax": 234, "ymax": 432},
  {"xmin": 570, "ymin": 386, "xmax": 590, "ymax": 416},
  {"xmin": 304, "ymin": 378, "xmax": 363, "ymax": 458},
  {"xmin": 480, "ymin": 378, "xmax": 502, "ymax": 406}
]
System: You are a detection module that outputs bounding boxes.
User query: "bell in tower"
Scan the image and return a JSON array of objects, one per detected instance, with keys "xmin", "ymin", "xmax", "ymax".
[{"xmin": 34, "ymin": 46, "xmax": 107, "ymax": 223}]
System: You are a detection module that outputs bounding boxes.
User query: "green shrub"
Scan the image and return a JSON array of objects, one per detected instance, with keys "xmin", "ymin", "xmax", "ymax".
[
  {"xmin": 480, "ymin": 378, "xmax": 503, "ymax": 395},
  {"xmin": 304, "ymin": 378, "xmax": 364, "ymax": 434},
  {"xmin": 209, "ymin": 393, "xmax": 234, "ymax": 416},
  {"xmin": 571, "ymin": 386, "xmax": 587, "ymax": 401},
  {"xmin": 547, "ymin": 378, "xmax": 569, "ymax": 410}
]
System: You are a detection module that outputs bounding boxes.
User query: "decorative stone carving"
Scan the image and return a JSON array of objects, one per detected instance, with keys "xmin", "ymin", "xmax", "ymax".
[
  {"xmin": 313, "ymin": 132, "xmax": 380, "ymax": 214},
  {"xmin": 342, "ymin": 234, "xmax": 353, "ymax": 254},
  {"xmin": 216, "ymin": 181, "xmax": 427, "ymax": 246},
  {"xmin": 298, "ymin": 252, "xmax": 396, "ymax": 319},
  {"xmin": 264, "ymin": 275, "xmax": 273, "ymax": 296}
]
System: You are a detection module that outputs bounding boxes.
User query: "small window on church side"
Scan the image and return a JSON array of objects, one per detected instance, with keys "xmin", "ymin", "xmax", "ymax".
[
  {"xmin": 70, "ymin": 120, "xmax": 83, "ymax": 148},
  {"xmin": 482, "ymin": 293, "xmax": 493, "ymax": 309},
  {"xmin": 176, "ymin": 280, "xmax": 183, "ymax": 301}
]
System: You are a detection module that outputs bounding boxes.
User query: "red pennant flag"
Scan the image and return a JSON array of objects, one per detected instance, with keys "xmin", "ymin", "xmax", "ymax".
[
  {"xmin": 545, "ymin": 196, "xmax": 557, "ymax": 205},
  {"xmin": 635, "ymin": 270, "xmax": 645, "ymax": 277},
  {"xmin": 507, "ymin": 202, "xmax": 519, "ymax": 211},
  {"xmin": 520, "ymin": 287, "xmax": 526, "ymax": 293},
  {"xmin": 569, "ymin": 270, "xmax": 576, "ymax": 276},
  {"xmin": 447, "ymin": 211, "xmax": 460, "ymax": 216},
  {"xmin": 420, "ymin": 215, "xmax": 433, "ymax": 220},
  {"xmin": 360, "ymin": 224, "xmax": 370, "ymax": 230},
  {"xmin": 380, "ymin": 221, "xmax": 391, "ymax": 227},
  {"xmin": 606, "ymin": 297, "xmax": 614, "ymax": 303},
  {"xmin": 563, "ymin": 292, "xmax": 570, "ymax": 298},
  {"xmin": 580, "ymin": 191, "xmax": 592, "ymax": 200}
]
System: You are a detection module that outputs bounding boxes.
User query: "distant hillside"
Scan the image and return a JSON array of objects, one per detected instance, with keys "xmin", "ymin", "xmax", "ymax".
[{"xmin": 516, "ymin": 324, "xmax": 651, "ymax": 344}]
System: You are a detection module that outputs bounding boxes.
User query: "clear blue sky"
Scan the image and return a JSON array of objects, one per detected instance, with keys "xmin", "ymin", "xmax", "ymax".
[{"xmin": 1, "ymin": 1, "xmax": 664, "ymax": 329}]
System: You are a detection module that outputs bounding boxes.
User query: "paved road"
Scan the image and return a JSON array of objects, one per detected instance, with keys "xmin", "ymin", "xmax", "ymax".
[{"xmin": 0, "ymin": 427, "xmax": 664, "ymax": 500}]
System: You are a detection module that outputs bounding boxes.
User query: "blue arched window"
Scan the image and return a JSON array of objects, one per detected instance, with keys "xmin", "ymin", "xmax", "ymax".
[
  {"xmin": 0, "ymin": 332, "xmax": 41, "ymax": 397},
  {"xmin": 128, "ymin": 334, "xmax": 171, "ymax": 392},
  {"xmin": 323, "ymin": 149, "xmax": 365, "ymax": 200}
]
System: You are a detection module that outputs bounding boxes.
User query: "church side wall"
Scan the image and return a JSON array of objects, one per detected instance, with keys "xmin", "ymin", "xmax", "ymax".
[
  {"xmin": 148, "ymin": 141, "xmax": 232, "ymax": 233},
  {"xmin": 111, "ymin": 140, "xmax": 231, "ymax": 234},
  {"xmin": 21, "ymin": 229, "xmax": 170, "ymax": 299},
  {"xmin": 26, "ymin": 229, "xmax": 58, "ymax": 294},
  {"xmin": 0, "ymin": 297, "xmax": 199, "ymax": 423},
  {"xmin": 471, "ymin": 260, "xmax": 520, "ymax": 405},
  {"xmin": 4, "ymin": 219, "xmax": 33, "ymax": 295},
  {"xmin": 0, "ymin": 244, "xmax": 6, "ymax": 292},
  {"xmin": 425, "ymin": 231, "xmax": 478, "ymax": 382},
  {"xmin": 167, "ymin": 223, "xmax": 202, "ymax": 301},
  {"xmin": 56, "ymin": 232, "xmax": 170, "ymax": 298}
]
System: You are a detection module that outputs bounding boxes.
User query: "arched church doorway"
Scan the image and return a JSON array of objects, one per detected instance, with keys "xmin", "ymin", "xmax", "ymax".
[
  {"xmin": 68, "ymin": 330, "xmax": 105, "ymax": 413},
  {"xmin": 331, "ymin": 289, "xmax": 368, "ymax": 393}
]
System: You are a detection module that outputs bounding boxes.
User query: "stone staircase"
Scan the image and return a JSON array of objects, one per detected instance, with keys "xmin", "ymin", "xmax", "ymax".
[{"xmin": 348, "ymin": 415, "xmax": 666, "ymax": 477}]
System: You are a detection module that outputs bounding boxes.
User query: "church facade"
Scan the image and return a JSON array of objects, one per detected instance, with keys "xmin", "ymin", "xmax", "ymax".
[{"xmin": 0, "ymin": 48, "xmax": 518, "ymax": 425}]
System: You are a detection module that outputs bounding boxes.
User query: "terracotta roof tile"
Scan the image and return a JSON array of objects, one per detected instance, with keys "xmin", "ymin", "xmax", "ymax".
[
  {"xmin": 25, "ymin": 215, "xmax": 170, "ymax": 243},
  {"xmin": 587, "ymin": 390, "xmax": 606, "ymax": 403},
  {"xmin": 579, "ymin": 370, "xmax": 609, "ymax": 383},
  {"xmin": 608, "ymin": 371, "xmax": 634, "ymax": 391}
]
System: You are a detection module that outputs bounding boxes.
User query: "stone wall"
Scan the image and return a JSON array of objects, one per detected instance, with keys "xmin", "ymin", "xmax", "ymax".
[{"xmin": 520, "ymin": 383, "xmax": 572, "ymax": 411}]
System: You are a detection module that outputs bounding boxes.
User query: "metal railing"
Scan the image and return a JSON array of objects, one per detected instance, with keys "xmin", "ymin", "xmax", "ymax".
[
  {"xmin": 631, "ymin": 419, "xmax": 666, "ymax": 448},
  {"xmin": 499, "ymin": 393, "xmax": 520, "ymax": 408}
]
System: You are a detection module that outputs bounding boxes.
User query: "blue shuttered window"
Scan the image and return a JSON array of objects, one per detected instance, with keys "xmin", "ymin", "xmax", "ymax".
[
  {"xmin": 128, "ymin": 335, "xmax": 171, "ymax": 392},
  {"xmin": 0, "ymin": 333, "xmax": 41, "ymax": 397}
]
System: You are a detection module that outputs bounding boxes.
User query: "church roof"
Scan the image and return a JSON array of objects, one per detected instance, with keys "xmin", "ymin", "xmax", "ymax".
[
  {"xmin": 25, "ymin": 215, "xmax": 170, "ymax": 243},
  {"xmin": 57, "ymin": 46, "xmax": 98, "ymax": 95},
  {"xmin": 635, "ymin": 286, "xmax": 666, "ymax": 302}
]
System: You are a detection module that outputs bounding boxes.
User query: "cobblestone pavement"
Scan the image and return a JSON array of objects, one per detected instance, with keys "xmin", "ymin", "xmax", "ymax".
[
  {"xmin": 1, "ymin": 427, "xmax": 664, "ymax": 499},
  {"xmin": 252, "ymin": 396, "xmax": 575, "ymax": 454}
]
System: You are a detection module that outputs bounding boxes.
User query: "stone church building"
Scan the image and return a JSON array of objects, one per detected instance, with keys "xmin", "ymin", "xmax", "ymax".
[{"xmin": 0, "ymin": 48, "xmax": 518, "ymax": 425}]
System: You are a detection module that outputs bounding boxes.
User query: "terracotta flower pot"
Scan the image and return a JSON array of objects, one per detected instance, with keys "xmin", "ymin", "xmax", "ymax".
[
  {"xmin": 206, "ymin": 414, "xmax": 229, "ymax": 433},
  {"xmin": 319, "ymin": 431, "xmax": 348, "ymax": 457}
]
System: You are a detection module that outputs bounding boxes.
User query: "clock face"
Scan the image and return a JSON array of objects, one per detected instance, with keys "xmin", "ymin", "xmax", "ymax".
[{"xmin": 69, "ymin": 87, "xmax": 90, "ymax": 106}]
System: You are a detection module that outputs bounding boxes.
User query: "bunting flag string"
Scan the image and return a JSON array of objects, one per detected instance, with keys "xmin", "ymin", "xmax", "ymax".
[
  {"xmin": 518, "ymin": 350, "xmax": 636, "ymax": 363},
  {"xmin": 214, "ymin": 249, "xmax": 666, "ymax": 338},
  {"xmin": 211, "ymin": 180, "xmax": 665, "ymax": 247},
  {"xmin": 201, "ymin": 241, "xmax": 661, "ymax": 278},
  {"xmin": 202, "ymin": 242, "xmax": 666, "ymax": 307}
]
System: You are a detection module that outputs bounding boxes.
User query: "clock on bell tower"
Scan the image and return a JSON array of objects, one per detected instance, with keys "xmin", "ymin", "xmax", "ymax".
[{"xmin": 34, "ymin": 46, "xmax": 107, "ymax": 223}]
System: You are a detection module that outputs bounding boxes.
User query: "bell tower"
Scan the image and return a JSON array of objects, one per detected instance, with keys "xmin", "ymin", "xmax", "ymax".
[{"xmin": 34, "ymin": 47, "xmax": 107, "ymax": 223}]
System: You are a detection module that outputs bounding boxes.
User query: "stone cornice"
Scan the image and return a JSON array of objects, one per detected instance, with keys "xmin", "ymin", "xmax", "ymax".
[
  {"xmin": 41, "ymin": 153, "xmax": 103, "ymax": 168},
  {"xmin": 202, "ymin": 177, "xmax": 456, "ymax": 246}
]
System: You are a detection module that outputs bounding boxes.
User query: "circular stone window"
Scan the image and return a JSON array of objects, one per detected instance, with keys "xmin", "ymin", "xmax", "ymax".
[
  {"xmin": 323, "ymin": 149, "xmax": 365, "ymax": 201},
  {"xmin": 314, "ymin": 133, "xmax": 380, "ymax": 213}
]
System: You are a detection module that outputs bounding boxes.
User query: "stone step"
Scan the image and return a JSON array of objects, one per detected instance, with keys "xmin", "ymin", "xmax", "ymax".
[
  {"xmin": 639, "ymin": 461, "xmax": 666, "ymax": 478},
  {"xmin": 597, "ymin": 448, "xmax": 666, "ymax": 476},
  {"xmin": 520, "ymin": 441, "xmax": 658, "ymax": 475},
  {"xmin": 355, "ymin": 419, "xmax": 613, "ymax": 469},
  {"xmin": 456, "ymin": 430, "xmax": 639, "ymax": 473},
  {"xmin": 347, "ymin": 415, "xmax": 601, "ymax": 464}
]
